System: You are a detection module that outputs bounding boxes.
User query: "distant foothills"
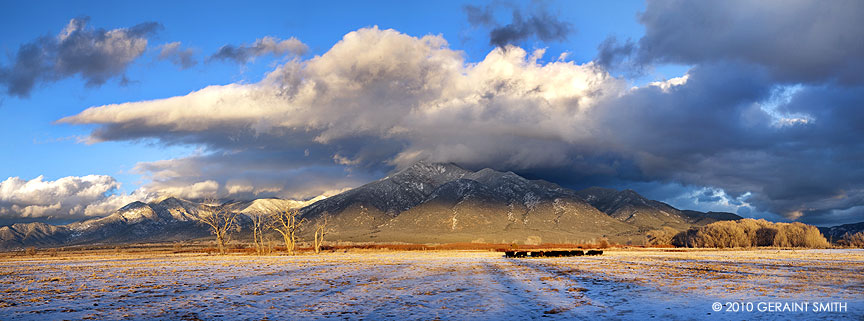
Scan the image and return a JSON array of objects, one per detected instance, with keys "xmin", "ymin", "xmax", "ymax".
[{"xmin": 1, "ymin": 162, "xmax": 861, "ymax": 250}]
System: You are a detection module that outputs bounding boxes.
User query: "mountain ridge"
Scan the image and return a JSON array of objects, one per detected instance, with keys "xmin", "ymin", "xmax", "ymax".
[
  {"xmin": 1, "ymin": 162, "xmax": 745, "ymax": 249},
  {"xmin": 819, "ymin": 222, "xmax": 864, "ymax": 242}
]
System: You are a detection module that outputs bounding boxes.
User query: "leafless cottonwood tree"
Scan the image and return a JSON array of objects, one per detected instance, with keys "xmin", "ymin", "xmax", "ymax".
[
  {"xmin": 839, "ymin": 232, "xmax": 864, "ymax": 247},
  {"xmin": 313, "ymin": 216, "xmax": 330, "ymax": 254},
  {"xmin": 265, "ymin": 235, "xmax": 274, "ymax": 255},
  {"xmin": 249, "ymin": 211, "xmax": 268, "ymax": 255},
  {"xmin": 269, "ymin": 208, "xmax": 304, "ymax": 255},
  {"xmin": 194, "ymin": 198, "xmax": 239, "ymax": 255}
]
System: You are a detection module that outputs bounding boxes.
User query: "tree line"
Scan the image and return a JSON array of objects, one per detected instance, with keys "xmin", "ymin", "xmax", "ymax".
[{"xmin": 647, "ymin": 219, "xmax": 831, "ymax": 248}]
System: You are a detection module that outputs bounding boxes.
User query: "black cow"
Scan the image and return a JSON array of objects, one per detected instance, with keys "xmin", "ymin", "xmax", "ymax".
[{"xmin": 506, "ymin": 250, "xmax": 595, "ymax": 258}]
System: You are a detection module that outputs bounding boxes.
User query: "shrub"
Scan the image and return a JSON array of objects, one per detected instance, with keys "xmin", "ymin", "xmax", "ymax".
[
  {"xmin": 525, "ymin": 236, "xmax": 542, "ymax": 245},
  {"xmin": 671, "ymin": 219, "xmax": 828, "ymax": 248},
  {"xmin": 597, "ymin": 237, "xmax": 610, "ymax": 249}
]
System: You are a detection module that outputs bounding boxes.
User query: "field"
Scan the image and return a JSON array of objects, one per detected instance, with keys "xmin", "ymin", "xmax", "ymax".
[{"xmin": 1, "ymin": 249, "xmax": 862, "ymax": 320}]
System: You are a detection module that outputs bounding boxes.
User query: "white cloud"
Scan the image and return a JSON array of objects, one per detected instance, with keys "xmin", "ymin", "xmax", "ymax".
[
  {"xmin": 82, "ymin": 189, "xmax": 157, "ymax": 216},
  {"xmin": 0, "ymin": 175, "xmax": 118, "ymax": 206},
  {"xmin": 0, "ymin": 175, "xmax": 155, "ymax": 218},
  {"xmin": 225, "ymin": 183, "xmax": 254, "ymax": 195},
  {"xmin": 648, "ymin": 74, "xmax": 689, "ymax": 92},
  {"xmin": 155, "ymin": 180, "xmax": 220, "ymax": 199},
  {"xmin": 13, "ymin": 203, "xmax": 62, "ymax": 217},
  {"xmin": 63, "ymin": 26, "xmax": 624, "ymax": 166}
]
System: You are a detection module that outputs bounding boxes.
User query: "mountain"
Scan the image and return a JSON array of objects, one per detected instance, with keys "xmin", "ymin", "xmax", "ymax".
[
  {"xmin": 228, "ymin": 197, "xmax": 325, "ymax": 215},
  {"xmin": 574, "ymin": 187, "xmax": 742, "ymax": 230},
  {"xmin": 679, "ymin": 210, "xmax": 743, "ymax": 225},
  {"xmin": 298, "ymin": 162, "xmax": 727, "ymax": 244},
  {"xmin": 0, "ymin": 222, "xmax": 70, "ymax": 249},
  {"xmin": 0, "ymin": 162, "xmax": 743, "ymax": 249},
  {"xmin": 0, "ymin": 197, "xmax": 317, "ymax": 250},
  {"xmin": 62, "ymin": 197, "xmax": 211, "ymax": 244},
  {"xmin": 819, "ymin": 222, "xmax": 864, "ymax": 243}
]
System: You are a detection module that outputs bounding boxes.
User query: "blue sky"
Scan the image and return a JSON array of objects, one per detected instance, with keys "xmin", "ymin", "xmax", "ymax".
[{"xmin": 1, "ymin": 0, "xmax": 862, "ymax": 227}]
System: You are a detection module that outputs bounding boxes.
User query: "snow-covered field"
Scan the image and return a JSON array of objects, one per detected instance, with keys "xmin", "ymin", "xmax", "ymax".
[{"xmin": 1, "ymin": 249, "xmax": 862, "ymax": 320}]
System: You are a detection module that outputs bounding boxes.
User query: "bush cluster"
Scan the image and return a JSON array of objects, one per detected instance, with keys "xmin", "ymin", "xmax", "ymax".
[{"xmin": 671, "ymin": 219, "xmax": 829, "ymax": 248}]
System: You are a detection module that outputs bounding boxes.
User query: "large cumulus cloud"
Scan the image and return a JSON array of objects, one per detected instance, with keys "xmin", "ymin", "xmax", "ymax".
[
  {"xmin": 62, "ymin": 26, "xmax": 625, "ymax": 169},
  {"xmin": 61, "ymin": 26, "xmax": 624, "ymax": 200},
  {"xmin": 0, "ymin": 17, "xmax": 161, "ymax": 97},
  {"xmin": 0, "ymin": 175, "xmax": 156, "ymax": 222},
  {"xmin": 61, "ymin": 0, "xmax": 864, "ymax": 227}
]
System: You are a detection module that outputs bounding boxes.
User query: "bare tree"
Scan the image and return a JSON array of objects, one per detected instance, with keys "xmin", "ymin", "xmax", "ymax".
[
  {"xmin": 313, "ymin": 216, "xmax": 330, "ymax": 254},
  {"xmin": 839, "ymin": 231, "xmax": 864, "ymax": 248},
  {"xmin": 269, "ymin": 208, "xmax": 304, "ymax": 255},
  {"xmin": 671, "ymin": 219, "xmax": 829, "ymax": 248},
  {"xmin": 265, "ymin": 234, "xmax": 274, "ymax": 255},
  {"xmin": 646, "ymin": 227, "xmax": 678, "ymax": 246},
  {"xmin": 249, "ymin": 211, "xmax": 268, "ymax": 255},
  {"xmin": 194, "ymin": 198, "xmax": 239, "ymax": 255}
]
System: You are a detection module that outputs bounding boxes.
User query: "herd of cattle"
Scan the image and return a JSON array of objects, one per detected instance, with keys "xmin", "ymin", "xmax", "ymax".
[{"xmin": 503, "ymin": 250, "xmax": 603, "ymax": 258}]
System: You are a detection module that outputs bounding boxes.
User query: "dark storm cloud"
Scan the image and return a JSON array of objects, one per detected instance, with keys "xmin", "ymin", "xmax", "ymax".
[
  {"xmin": 208, "ymin": 36, "xmax": 307, "ymax": 64},
  {"xmin": 158, "ymin": 42, "xmax": 197, "ymax": 69},
  {"xmin": 635, "ymin": 0, "xmax": 864, "ymax": 84},
  {"xmin": 0, "ymin": 17, "xmax": 161, "ymax": 98},
  {"xmin": 571, "ymin": 0, "xmax": 864, "ymax": 225},
  {"xmin": 592, "ymin": 70, "xmax": 864, "ymax": 225},
  {"xmin": 597, "ymin": 63, "xmax": 776, "ymax": 157},
  {"xmin": 464, "ymin": 2, "xmax": 573, "ymax": 48}
]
